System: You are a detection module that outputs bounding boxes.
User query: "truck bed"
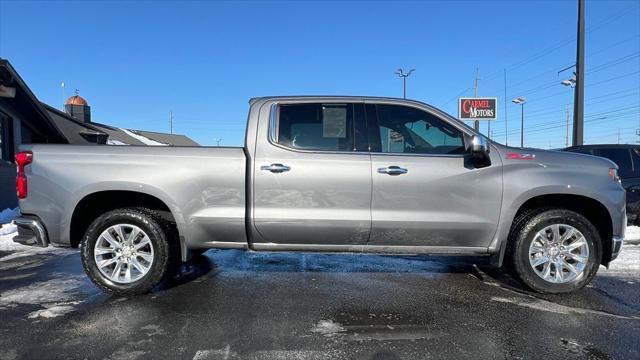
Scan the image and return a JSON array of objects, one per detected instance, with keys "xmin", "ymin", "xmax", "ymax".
[{"xmin": 18, "ymin": 144, "xmax": 247, "ymax": 249}]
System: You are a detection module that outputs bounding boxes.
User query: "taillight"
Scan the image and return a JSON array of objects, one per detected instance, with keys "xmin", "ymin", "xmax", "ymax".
[{"xmin": 15, "ymin": 151, "xmax": 33, "ymax": 199}]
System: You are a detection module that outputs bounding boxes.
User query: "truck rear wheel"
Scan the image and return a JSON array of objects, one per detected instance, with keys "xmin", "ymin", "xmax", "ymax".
[
  {"xmin": 507, "ymin": 209, "xmax": 602, "ymax": 293},
  {"xmin": 80, "ymin": 208, "xmax": 175, "ymax": 295}
]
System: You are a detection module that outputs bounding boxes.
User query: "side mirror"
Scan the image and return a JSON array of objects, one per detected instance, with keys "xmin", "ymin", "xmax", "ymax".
[{"xmin": 470, "ymin": 135, "xmax": 490, "ymax": 155}]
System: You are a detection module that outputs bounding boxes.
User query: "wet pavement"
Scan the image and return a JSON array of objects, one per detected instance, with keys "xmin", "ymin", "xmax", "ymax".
[{"xmin": 0, "ymin": 247, "xmax": 638, "ymax": 360}]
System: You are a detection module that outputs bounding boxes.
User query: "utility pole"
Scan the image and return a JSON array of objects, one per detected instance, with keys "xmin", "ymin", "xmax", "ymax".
[
  {"xmin": 572, "ymin": 0, "xmax": 585, "ymax": 146},
  {"xmin": 504, "ymin": 69, "xmax": 508, "ymax": 145},
  {"xmin": 395, "ymin": 69, "xmax": 415, "ymax": 99},
  {"xmin": 565, "ymin": 105, "xmax": 569, "ymax": 147},
  {"xmin": 169, "ymin": 111, "xmax": 174, "ymax": 134},
  {"xmin": 473, "ymin": 67, "xmax": 480, "ymax": 131},
  {"xmin": 617, "ymin": 129, "xmax": 621, "ymax": 144}
]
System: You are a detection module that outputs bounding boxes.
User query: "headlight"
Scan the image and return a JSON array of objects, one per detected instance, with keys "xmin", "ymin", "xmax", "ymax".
[{"xmin": 609, "ymin": 168, "xmax": 620, "ymax": 182}]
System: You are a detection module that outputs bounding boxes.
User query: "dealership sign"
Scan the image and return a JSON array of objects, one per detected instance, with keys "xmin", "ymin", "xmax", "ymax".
[{"xmin": 458, "ymin": 97, "xmax": 497, "ymax": 120}]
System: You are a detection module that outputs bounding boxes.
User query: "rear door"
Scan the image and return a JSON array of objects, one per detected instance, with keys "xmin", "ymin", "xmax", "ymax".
[
  {"xmin": 366, "ymin": 102, "xmax": 502, "ymax": 249},
  {"xmin": 252, "ymin": 101, "xmax": 372, "ymax": 245}
]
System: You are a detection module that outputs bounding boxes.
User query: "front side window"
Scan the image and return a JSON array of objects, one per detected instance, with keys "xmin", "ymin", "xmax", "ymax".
[
  {"xmin": 374, "ymin": 104, "xmax": 465, "ymax": 155},
  {"xmin": 276, "ymin": 103, "xmax": 355, "ymax": 151}
]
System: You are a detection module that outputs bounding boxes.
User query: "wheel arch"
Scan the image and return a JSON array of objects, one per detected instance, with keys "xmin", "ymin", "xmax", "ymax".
[
  {"xmin": 69, "ymin": 189, "xmax": 187, "ymax": 261},
  {"xmin": 497, "ymin": 193, "xmax": 614, "ymax": 266}
]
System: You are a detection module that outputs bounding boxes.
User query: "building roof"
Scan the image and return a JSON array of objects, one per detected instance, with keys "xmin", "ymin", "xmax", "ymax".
[
  {"xmin": 1, "ymin": 58, "xmax": 199, "ymax": 147},
  {"xmin": 90, "ymin": 122, "xmax": 199, "ymax": 146},
  {"xmin": 41, "ymin": 103, "xmax": 107, "ymax": 144},
  {"xmin": 0, "ymin": 59, "xmax": 68, "ymax": 144},
  {"xmin": 132, "ymin": 130, "xmax": 199, "ymax": 146}
]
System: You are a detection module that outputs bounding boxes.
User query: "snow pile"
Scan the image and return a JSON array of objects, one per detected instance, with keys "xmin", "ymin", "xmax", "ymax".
[
  {"xmin": 0, "ymin": 207, "xmax": 63, "ymax": 256},
  {"xmin": 626, "ymin": 226, "xmax": 640, "ymax": 242},
  {"xmin": 604, "ymin": 244, "xmax": 640, "ymax": 277},
  {"xmin": 0, "ymin": 208, "xmax": 19, "ymax": 251},
  {"xmin": 0, "ymin": 225, "xmax": 22, "ymax": 252},
  {"xmin": 120, "ymin": 128, "xmax": 168, "ymax": 146}
]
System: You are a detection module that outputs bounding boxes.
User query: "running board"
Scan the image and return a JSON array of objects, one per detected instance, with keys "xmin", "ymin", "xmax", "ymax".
[{"xmin": 249, "ymin": 243, "xmax": 489, "ymax": 255}]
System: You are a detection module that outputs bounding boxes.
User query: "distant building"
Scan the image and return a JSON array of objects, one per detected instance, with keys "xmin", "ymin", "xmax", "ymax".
[{"xmin": 0, "ymin": 58, "xmax": 199, "ymax": 209}]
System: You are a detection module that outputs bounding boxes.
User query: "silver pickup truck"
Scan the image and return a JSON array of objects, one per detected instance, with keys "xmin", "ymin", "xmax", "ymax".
[{"xmin": 13, "ymin": 96, "xmax": 626, "ymax": 294}]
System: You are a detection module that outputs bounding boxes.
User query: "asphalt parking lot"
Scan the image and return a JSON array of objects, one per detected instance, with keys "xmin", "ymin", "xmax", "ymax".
[{"xmin": 0, "ymin": 244, "xmax": 638, "ymax": 360}]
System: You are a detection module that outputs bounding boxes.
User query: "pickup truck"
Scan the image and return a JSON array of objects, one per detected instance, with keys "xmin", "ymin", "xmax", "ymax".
[{"xmin": 13, "ymin": 96, "xmax": 626, "ymax": 294}]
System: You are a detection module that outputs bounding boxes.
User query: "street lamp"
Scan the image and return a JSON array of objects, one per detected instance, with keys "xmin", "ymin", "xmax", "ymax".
[
  {"xmin": 561, "ymin": 76, "xmax": 576, "ymax": 88},
  {"xmin": 512, "ymin": 97, "xmax": 527, "ymax": 148},
  {"xmin": 395, "ymin": 68, "xmax": 415, "ymax": 99},
  {"xmin": 560, "ymin": 76, "xmax": 576, "ymax": 147}
]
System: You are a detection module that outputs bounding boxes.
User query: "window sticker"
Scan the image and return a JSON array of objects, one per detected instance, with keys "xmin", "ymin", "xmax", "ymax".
[
  {"xmin": 322, "ymin": 106, "xmax": 347, "ymax": 138},
  {"xmin": 389, "ymin": 129, "xmax": 404, "ymax": 143}
]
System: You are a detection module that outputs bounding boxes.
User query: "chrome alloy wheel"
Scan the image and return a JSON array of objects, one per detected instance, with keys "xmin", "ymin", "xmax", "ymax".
[
  {"xmin": 529, "ymin": 224, "xmax": 589, "ymax": 284},
  {"xmin": 94, "ymin": 224, "xmax": 154, "ymax": 284}
]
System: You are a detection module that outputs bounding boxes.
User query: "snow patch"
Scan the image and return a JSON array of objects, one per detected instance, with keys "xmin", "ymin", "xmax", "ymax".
[
  {"xmin": 0, "ymin": 276, "xmax": 84, "ymax": 307},
  {"xmin": 28, "ymin": 302, "xmax": 80, "ymax": 319},
  {"xmin": 193, "ymin": 345, "xmax": 233, "ymax": 360},
  {"xmin": 311, "ymin": 319, "xmax": 346, "ymax": 337},
  {"xmin": 120, "ymin": 128, "xmax": 168, "ymax": 146},
  {"xmin": 0, "ymin": 275, "xmax": 86, "ymax": 318},
  {"xmin": 0, "ymin": 222, "xmax": 17, "ymax": 236},
  {"xmin": 106, "ymin": 139, "xmax": 129, "ymax": 145},
  {"xmin": 491, "ymin": 296, "xmax": 637, "ymax": 320},
  {"xmin": 0, "ymin": 224, "xmax": 20, "ymax": 251},
  {"xmin": 0, "ymin": 225, "xmax": 67, "ymax": 256},
  {"xmin": 600, "ymin": 243, "xmax": 639, "ymax": 279}
]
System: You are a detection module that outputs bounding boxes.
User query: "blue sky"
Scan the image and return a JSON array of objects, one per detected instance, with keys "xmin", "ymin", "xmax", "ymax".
[{"xmin": 0, "ymin": 0, "xmax": 638, "ymax": 147}]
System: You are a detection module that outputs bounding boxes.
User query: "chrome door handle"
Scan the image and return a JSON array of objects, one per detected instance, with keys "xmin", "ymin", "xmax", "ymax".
[
  {"xmin": 377, "ymin": 166, "xmax": 408, "ymax": 175},
  {"xmin": 260, "ymin": 163, "xmax": 291, "ymax": 173}
]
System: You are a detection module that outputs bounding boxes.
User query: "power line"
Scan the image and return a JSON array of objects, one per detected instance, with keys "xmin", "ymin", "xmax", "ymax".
[
  {"xmin": 522, "ymin": 92, "xmax": 639, "ymax": 119},
  {"xmin": 492, "ymin": 106, "xmax": 640, "ymax": 138},
  {"xmin": 439, "ymin": 6, "xmax": 639, "ymax": 104}
]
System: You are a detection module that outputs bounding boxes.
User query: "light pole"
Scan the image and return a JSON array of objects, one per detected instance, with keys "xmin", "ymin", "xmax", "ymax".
[
  {"xmin": 573, "ymin": 0, "xmax": 585, "ymax": 146},
  {"xmin": 213, "ymin": 138, "xmax": 223, "ymax": 147},
  {"xmin": 395, "ymin": 69, "xmax": 415, "ymax": 99},
  {"xmin": 560, "ymin": 76, "xmax": 576, "ymax": 147},
  {"xmin": 512, "ymin": 97, "xmax": 527, "ymax": 147}
]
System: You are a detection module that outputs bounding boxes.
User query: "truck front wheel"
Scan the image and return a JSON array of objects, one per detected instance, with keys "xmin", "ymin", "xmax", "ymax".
[
  {"xmin": 508, "ymin": 209, "xmax": 602, "ymax": 293},
  {"xmin": 80, "ymin": 208, "xmax": 175, "ymax": 295}
]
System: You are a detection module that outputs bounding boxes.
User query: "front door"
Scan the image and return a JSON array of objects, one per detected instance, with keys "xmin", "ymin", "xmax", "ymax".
[
  {"xmin": 252, "ymin": 101, "xmax": 372, "ymax": 245},
  {"xmin": 366, "ymin": 102, "xmax": 502, "ymax": 249}
]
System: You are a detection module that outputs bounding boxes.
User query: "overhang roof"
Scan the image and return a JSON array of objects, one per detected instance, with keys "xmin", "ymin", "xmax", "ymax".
[{"xmin": 0, "ymin": 59, "xmax": 68, "ymax": 143}]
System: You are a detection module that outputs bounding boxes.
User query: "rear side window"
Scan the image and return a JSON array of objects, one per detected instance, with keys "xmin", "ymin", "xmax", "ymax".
[
  {"xmin": 276, "ymin": 103, "xmax": 355, "ymax": 151},
  {"xmin": 371, "ymin": 104, "xmax": 465, "ymax": 155},
  {"xmin": 597, "ymin": 148, "xmax": 633, "ymax": 178},
  {"xmin": 568, "ymin": 148, "xmax": 594, "ymax": 155}
]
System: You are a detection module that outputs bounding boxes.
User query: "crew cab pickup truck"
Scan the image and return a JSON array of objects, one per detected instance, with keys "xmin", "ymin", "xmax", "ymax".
[{"xmin": 13, "ymin": 97, "xmax": 626, "ymax": 294}]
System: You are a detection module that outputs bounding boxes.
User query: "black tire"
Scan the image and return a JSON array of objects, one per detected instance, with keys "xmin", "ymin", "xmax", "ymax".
[
  {"xmin": 507, "ymin": 209, "xmax": 602, "ymax": 294},
  {"xmin": 80, "ymin": 208, "xmax": 177, "ymax": 295}
]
